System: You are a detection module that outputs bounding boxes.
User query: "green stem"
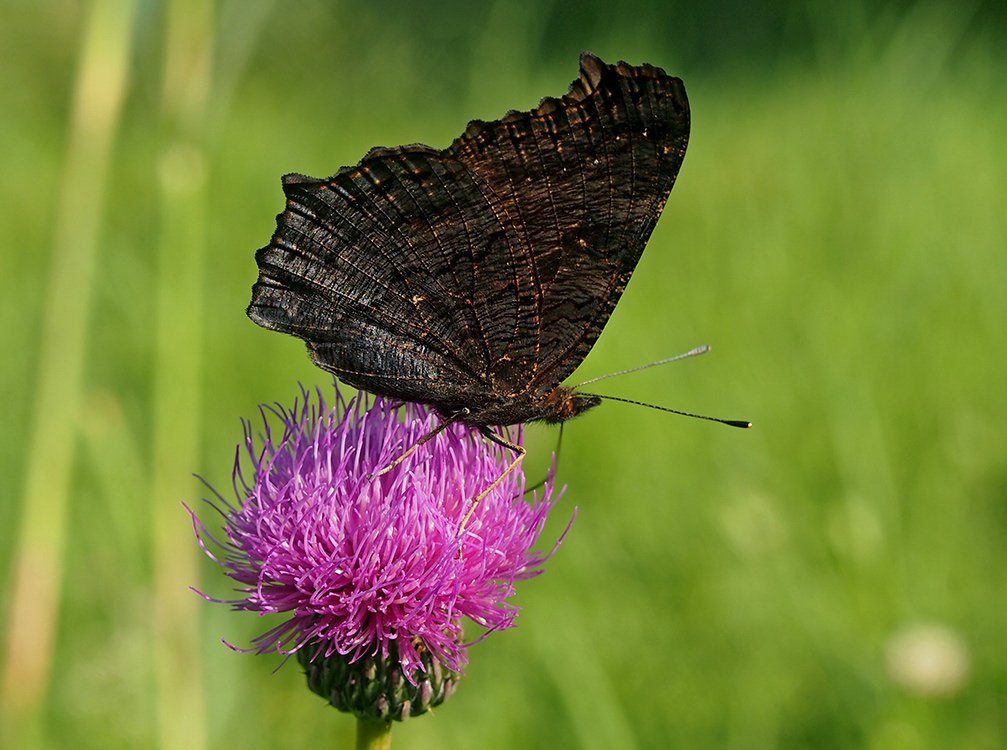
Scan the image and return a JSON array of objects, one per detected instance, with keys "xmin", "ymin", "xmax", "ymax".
[{"xmin": 355, "ymin": 718, "xmax": 392, "ymax": 750}]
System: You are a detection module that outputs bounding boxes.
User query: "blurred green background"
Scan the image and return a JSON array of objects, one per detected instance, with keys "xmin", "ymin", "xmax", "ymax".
[{"xmin": 2, "ymin": 1, "xmax": 1005, "ymax": 748}]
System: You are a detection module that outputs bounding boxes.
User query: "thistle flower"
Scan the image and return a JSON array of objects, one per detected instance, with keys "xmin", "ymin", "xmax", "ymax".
[{"xmin": 190, "ymin": 385, "xmax": 568, "ymax": 721}]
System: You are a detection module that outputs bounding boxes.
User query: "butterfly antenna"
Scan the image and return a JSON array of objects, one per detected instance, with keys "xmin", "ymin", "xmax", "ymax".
[
  {"xmin": 573, "ymin": 345, "xmax": 711, "ymax": 387},
  {"xmin": 579, "ymin": 391, "xmax": 752, "ymax": 429}
]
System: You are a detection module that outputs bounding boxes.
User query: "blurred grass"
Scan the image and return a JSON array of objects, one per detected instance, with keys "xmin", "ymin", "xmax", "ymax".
[{"xmin": 2, "ymin": 1, "xmax": 1005, "ymax": 748}]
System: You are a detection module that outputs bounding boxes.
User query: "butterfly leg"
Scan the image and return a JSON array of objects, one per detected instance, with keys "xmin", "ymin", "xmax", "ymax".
[
  {"xmin": 459, "ymin": 426, "xmax": 527, "ymax": 530},
  {"xmin": 524, "ymin": 422, "xmax": 563, "ymax": 496},
  {"xmin": 370, "ymin": 411, "xmax": 464, "ymax": 479}
]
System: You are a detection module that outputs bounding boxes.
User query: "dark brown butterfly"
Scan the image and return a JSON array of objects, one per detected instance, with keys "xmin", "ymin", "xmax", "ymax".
[{"xmin": 249, "ymin": 53, "xmax": 690, "ymax": 441}]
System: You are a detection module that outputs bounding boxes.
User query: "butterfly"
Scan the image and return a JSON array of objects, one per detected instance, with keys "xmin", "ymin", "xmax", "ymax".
[
  {"xmin": 248, "ymin": 53, "xmax": 702, "ymax": 492},
  {"xmin": 249, "ymin": 53, "xmax": 689, "ymax": 421}
]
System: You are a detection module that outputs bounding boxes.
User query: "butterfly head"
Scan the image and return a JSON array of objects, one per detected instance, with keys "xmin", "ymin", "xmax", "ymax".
[{"xmin": 540, "ymin": 386, "xmax": 602, "ymax": 425}]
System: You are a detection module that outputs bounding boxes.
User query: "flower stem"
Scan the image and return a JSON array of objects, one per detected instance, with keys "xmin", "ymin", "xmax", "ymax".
[{"xmin": 356, "ymin": 718, "xmax": 392, "ymax": 750}]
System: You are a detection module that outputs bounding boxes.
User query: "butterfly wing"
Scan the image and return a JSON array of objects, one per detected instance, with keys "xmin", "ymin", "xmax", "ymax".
[
  {"xmin": 249, "ymin": 53, "xmax": 688, "ymax": 414},
  {"xmin": 250, "ymin": 148, "xmax": 507, "ymax": 409},
  {"xmin": 448, "ymin": 52, "xmax": 690, "ymax": 394}
]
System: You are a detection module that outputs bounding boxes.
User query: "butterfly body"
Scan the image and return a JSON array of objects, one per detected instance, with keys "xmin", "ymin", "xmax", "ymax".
[
  {"xmin": 249, "ymin": 53, "xmax": 690, "ymax": 429},
  {"xmin": 451, "ymin": 386, "xmax": 601, "ymax": 427}
]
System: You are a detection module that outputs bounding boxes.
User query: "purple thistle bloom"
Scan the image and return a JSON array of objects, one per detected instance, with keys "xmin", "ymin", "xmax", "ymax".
[{"xmin": 191, "ymin": 386, "xmax": 569, "ymax": 688}]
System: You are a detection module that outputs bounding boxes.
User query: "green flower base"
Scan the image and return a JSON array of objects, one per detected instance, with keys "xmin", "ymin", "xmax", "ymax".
[{"xmin": 298, "ymin": 641, "xmax": 460, "ymax": 721}]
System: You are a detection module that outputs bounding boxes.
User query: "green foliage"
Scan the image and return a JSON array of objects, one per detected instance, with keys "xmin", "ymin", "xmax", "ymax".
[{"xmin": 2, "ymin": 1, "xmax": 1004, "ymax": 748}]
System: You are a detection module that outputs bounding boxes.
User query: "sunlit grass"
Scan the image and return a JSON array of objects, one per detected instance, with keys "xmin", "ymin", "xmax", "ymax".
[{"xmin": 2, "ymin": 3, "xmax": 1005, "ymax": 748}]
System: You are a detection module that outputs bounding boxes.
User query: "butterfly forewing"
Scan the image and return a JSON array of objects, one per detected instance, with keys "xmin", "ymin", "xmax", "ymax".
[{"xmin": 448, "ymin": 55, "xmax": 689, "ymax": 394}]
